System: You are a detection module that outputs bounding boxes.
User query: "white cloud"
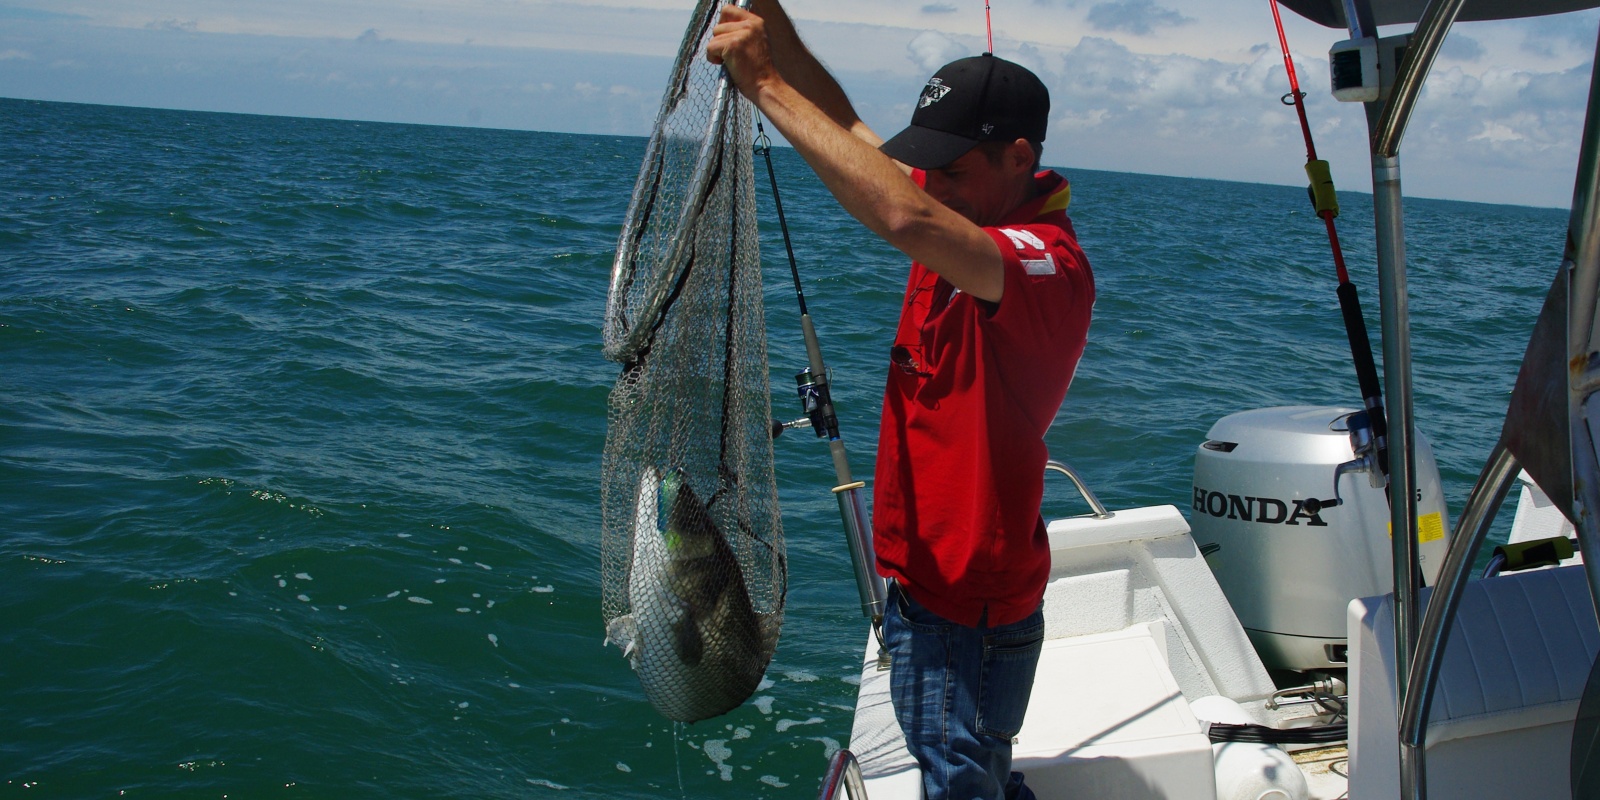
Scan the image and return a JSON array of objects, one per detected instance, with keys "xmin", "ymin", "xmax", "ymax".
[
  {"xmin": 1440, "ymin": 33, "xmax": 1486, "ymax": 63},
  {"xmin": 1470, "ymin": 119, "xmax": 1525, "ymax": 144},
  {"xmin": 906, "ymin": 30, "xmax": 966, "ymax": 74},
  {"xmin": 145, "ymin": 19, "xmax": 198, "ymax": 33},
  {"xmin": 0, "ymin": 49, "xmax": 33, "ymax": 61},
  {"xmin": 1519, "ymin": 13, "xmax": 1600, "ymax": 58},
  {"xmin": 1086, "ymin": 0, "xmax": 1193, "ymax": 36},
  {"xmin": 1055, "ymin": 107, "xmax": 1110, "ymax": 132}
]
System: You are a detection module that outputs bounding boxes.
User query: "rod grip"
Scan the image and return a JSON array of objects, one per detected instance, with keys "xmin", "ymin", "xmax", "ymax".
[{"xmin": 1337, "ymin": 281, "xmax": 1390, "ymax": 474}]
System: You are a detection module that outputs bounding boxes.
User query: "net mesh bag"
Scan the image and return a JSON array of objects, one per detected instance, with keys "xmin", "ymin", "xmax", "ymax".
[{"xmin": 599, "ymin": 0, "xmax": 785, "ymax": 724}]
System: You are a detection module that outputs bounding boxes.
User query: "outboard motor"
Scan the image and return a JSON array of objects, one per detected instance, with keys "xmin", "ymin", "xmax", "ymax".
[{"xmin": 1191, "ymin": 406, "xmax": 1449, "ymax": 674}]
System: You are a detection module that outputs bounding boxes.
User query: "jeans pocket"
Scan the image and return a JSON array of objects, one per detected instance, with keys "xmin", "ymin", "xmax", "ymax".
[
  {"xmin": 976, "ymin": 620, "xmax": 1043, "ymax": 739},
  {"xmin": 890, "ymin": 582, "xmax": 946, "ymax": 632}
]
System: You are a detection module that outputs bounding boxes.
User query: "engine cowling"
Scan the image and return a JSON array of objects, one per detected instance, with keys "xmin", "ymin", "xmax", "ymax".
[{"xmin": 1191, "ymin": 406, "xmax": 1450, "ymax": 674}]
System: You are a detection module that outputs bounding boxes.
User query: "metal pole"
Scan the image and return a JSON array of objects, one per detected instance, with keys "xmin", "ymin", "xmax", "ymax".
[
  {"xmin": 1397, "ymin": 442, "xmax": 1520, "ymax": 787},
  {"xmin": 1360, "ymin": 3, "xmax": 1466, "ymax": 796},
  {"xmin": 1339, "ymin": 0, "xmax": 1369, "ymax": 37},
  {"xmin": 1372, "ymin": 0, "xmax": 1468, "ymax": 159},
  {"xmin": 1371, "ymin": 148, "xmax": 1421, "ymax": 717}
]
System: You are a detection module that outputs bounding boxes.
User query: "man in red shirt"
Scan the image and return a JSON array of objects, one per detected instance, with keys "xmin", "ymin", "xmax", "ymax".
[{"xmin": 710, "ymin": 5, "xmax": 1094, "ymax": 799}]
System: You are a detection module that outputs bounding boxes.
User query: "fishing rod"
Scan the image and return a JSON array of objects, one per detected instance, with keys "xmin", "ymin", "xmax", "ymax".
[
  {"xmin": 755, "ymin": 117, "xmax": 887, "ymax": 633},
  {"xmin": 984, "ymin": 0, "xmax": 994, "ymax": 54},
  {"xmin": 1269, "ymin": 0, "xmax": 1391, "ymax": 496}
]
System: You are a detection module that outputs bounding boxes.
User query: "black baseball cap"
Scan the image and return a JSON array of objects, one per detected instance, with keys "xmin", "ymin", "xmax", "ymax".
[{"xmin": 879, "ymin": 53, "xmax": 1049, "ymax": 170}]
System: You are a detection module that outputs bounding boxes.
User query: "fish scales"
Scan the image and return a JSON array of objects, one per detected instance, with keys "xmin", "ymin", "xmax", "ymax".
[{"xmin": 611, "ymin": 467, "xmax": 769, "ymax": 722}]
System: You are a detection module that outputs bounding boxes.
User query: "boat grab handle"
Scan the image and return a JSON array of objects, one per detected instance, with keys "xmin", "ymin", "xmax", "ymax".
[
  {"xmin": 1046, "ymin": 459, "xmax": 1113, "ymax": 520},
  {"xmin": 816, "ymin": 748, "xmax": 868, "ymax": 800}
]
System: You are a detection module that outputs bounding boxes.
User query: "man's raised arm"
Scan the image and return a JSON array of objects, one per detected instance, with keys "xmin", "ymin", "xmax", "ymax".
[
  {"xmin": 746, "ymin": 0, "xmax": 881, "ymax": 148},
  {"xmin": 708, "ymin": 3, "xmax": 1008, "ymax": 302}
]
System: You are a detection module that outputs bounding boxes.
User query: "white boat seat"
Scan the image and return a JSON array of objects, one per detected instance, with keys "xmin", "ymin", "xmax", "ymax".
[
  {"xmin": 1045, "ymin": 505, "xmax": 1277, "ymax": 705},
  {"xmin": 1348, "ymin": 564, "xmax": 1600, "ymax": 799}
]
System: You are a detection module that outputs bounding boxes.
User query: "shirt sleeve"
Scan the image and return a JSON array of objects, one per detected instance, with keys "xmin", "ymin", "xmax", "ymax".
[
  {"xmin": 981, "ymin": 222, "xmax": 1094, "ymax": 341},
  {"xmin": 948, "ymin": 222, "xmax": 1093, "ymax": 431}
]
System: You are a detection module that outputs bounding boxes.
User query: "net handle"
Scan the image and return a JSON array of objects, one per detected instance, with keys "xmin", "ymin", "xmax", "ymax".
[{"xmin": 604, "ymin": 0, "xmax": 751, "ymax": 363}]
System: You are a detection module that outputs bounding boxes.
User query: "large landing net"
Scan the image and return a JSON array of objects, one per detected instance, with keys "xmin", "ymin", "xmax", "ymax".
[{"xmin": 599, "ymin": 0, "xmax": 785, "ymax": 724}]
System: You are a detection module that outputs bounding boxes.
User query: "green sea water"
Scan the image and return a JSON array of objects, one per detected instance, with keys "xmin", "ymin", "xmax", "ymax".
[{"xmin": 0, "ymin": 95, "xmax": 1568, "ymax": 798}]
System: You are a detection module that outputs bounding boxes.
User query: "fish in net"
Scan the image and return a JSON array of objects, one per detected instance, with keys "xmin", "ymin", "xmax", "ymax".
[{"xmin": 599, "ymin": 0, "xmax": 785, "ymax": 724}]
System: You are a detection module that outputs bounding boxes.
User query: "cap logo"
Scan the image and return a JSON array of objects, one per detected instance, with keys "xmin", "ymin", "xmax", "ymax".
[
  {"xmin": 918, "ymin": 78, "xmax": 951, "ymax": 108},
  {"xmin": 981, "ymin": 123, "xmax": 994, "ymax": 135}
]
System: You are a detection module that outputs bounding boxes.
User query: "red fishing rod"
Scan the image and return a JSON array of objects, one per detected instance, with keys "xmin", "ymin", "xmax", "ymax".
[
  {"xmin": 1270, "ymin": 0, "xmax": 1390, "ymax": 488},
  {"xmin": 984, "ymin": 0, "xmax": 994, "ymax": 52}
]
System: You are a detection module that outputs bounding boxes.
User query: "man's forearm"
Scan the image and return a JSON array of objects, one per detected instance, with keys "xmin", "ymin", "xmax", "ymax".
[
  {"xmin": 751, "ymin": 79, "xmax": 1005, "ymax": 301},
  {"xmin": 746, "ymin": 0, "xmax": 879, "ymax": 146},
  {"xmin": 708, "ymin": 3, "xmax": 1007, "ymax": 301}
]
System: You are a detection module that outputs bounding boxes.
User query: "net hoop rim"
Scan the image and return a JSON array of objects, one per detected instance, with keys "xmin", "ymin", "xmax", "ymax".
[{"xmin": 603, "ymin": 0, "xmax": 744, "ymax": 364}]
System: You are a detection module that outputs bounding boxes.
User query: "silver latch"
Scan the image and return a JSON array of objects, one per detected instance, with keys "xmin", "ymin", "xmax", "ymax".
[{"xmin": 1331, "ymin": 410, "xmax": 1387, "ymax": 506}]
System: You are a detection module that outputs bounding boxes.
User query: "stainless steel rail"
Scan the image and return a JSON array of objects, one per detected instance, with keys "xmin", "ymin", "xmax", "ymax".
[
  {"xmin": 1397, "ymin": 441, "xmax": 1521, "ymax": 800},
  {"xmin": 1372, "ymin": 0, "xmax": 1467, "ymax": 158},
  {"xmin": 1355, "ymin": 2, "xmax": 1467, "ymax": 796},
  {"xmin": 816, "ymin": 749, "xmax": 868, "ymax": 800},
  {"xmin": 1045, "ymin": 459, "xmax": 1113, "ymax": 520},
  {"xmin": 1371, "ymin": 152, "xmax": 1421, "ymax": 711}
]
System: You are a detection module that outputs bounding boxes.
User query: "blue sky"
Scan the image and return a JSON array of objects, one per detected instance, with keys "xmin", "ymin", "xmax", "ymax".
[{"xmin": 2, "ymin": 1, "xmax": 1597, "ymax": 207}]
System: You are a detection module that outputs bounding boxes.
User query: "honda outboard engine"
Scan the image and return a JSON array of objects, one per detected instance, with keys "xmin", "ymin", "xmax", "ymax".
[{"xmin": 1191, "ymin": 406, "xmax": 1449, "ymax": 674}]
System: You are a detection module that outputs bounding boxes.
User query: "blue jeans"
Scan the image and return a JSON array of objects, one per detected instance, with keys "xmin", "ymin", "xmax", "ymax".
[{"xmin": 883, "ymin": 581, "xmax": 1044, "ymax": 800}]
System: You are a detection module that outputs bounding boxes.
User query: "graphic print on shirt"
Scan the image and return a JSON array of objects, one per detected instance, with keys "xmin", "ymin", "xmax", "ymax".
[{"xmin": 998, "ymin": 227, "xmax": 1057, "ymax": 276}]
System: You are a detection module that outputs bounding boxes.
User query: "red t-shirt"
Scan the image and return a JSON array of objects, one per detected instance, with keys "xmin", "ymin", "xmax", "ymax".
[{"xmin": 872, "ymin": 170, "xmax": 1094, "ymax": 628}]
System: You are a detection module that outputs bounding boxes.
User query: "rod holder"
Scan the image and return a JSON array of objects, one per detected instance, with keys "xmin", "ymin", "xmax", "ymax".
[{"xmin": 834, "ymin": 481, "xmax": 885, "ymax": 621}]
